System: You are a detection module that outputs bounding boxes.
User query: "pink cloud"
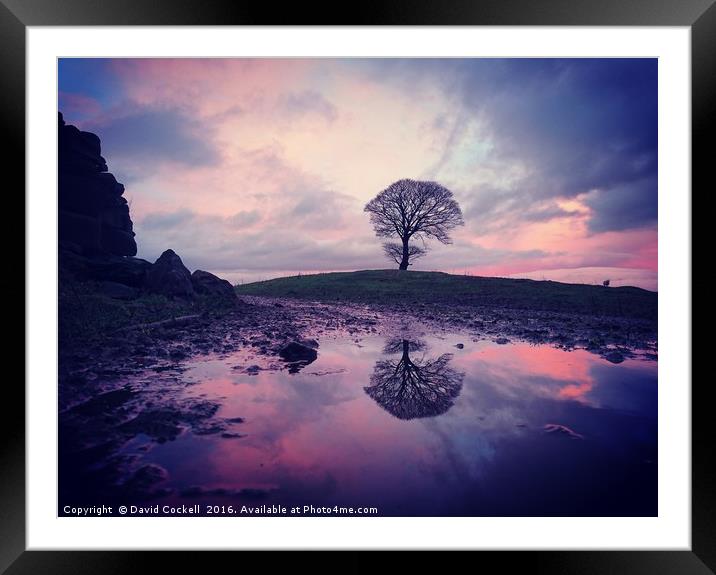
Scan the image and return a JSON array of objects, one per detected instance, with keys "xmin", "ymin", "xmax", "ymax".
[{"xmin": 60, "ymin": 59, "xmax": 658, "ymax": 288}]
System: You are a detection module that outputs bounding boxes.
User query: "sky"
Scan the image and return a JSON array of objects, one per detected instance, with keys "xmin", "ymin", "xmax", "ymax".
[{"xmin": 58, "ymin": 58, "xmax": 658, "ymax": 290}]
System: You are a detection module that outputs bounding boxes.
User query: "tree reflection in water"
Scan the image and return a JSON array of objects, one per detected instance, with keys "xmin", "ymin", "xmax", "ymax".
[{"xmin": 364, "ymin": 338, "xmax": 464, "ymax": 420}]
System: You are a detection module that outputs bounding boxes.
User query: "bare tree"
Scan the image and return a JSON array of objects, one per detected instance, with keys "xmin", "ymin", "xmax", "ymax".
[
  {"xmin": 364, "ymin": 179, "xmax": 464, "ymax": 270},
  {"xmin": 364, "ymin": 338, "xmax": 464, "ymax": 420},
  {"xmin": 383, "ymin": 242, "xmax": 427, "ymax": 266}
]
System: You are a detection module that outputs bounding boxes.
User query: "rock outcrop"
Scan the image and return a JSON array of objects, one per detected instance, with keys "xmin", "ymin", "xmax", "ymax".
[
  {"xmin": 144, "ymin": 249, "xmax": 195, "ymax": 299},
  {"xmin": 58, "ymin": 112, "xmax": 137, "ymax": 257},
  {"xmin": 191, "ymin": 270, "xmax": 237, "ymax": 300},
  {"xmin": 60, "ymin": 251, "xmax": 152, "ymax": 287},
  {"xmin": 58, "ymin": 112, "xmax": 237, "ymax": 303}
]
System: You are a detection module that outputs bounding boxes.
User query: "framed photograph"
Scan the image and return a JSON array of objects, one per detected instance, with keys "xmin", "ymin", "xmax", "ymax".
[{"xmin": 6, "ymin": 0, "xmax": 705, "ymax": 572}]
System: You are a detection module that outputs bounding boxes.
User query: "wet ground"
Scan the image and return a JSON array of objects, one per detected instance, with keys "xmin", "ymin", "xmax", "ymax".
[{"xmin": 59, "ymin": 296, "xmax": 657, "ymax": 516}]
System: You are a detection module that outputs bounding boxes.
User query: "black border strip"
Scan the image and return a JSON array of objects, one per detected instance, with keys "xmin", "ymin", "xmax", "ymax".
[
  {"xmin": 4, "ymin": 1, "xmax": 706, "ymax": 573},
  {"xmin": 1, "ymin": 0, "xmax": 715, "ymax": 26}
]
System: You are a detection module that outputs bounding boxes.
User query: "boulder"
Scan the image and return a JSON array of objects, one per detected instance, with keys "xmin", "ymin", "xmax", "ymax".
[
  {"xmin": 144, "ymin": 249, "xmax": 195, "ymax": 298},
  {"xmin": 101, "ymin": 225, "xmax": 137, "ymax": 257},
  {"xmin": 100, "ymin": 203, "xmax": 133, "ymax": 233},
  {"xmin": 97, "ymin": 281, "xmax": 138, "ymax": 300},
  {"xmin": 279, "ymin": 341, "xmax": 318, "ymax": 363},
  {"xmin": 58, "ymin": 112, "xmax": 136, "ymax": 257},
  {"xmin": 59, "ymin": 209, "xmax": 102, "ymax": 254},
  {"xmin": 191, "ymin": 270, "xmax": 237, "ymax": 300},
  {"xmin": 90, "ymin": 256, "xmax": 151, "ymax": 287},
  {"xmin": 59, "ymin": 252, "xmax": 152, "ymax": 287},
  {"xmin": 604, "ymin": 350, "xmax": 625, "ymax": 364}
]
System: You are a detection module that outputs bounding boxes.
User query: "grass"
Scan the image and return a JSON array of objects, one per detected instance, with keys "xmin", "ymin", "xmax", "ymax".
[
  {"xmin": 59, "ymin": 278, "xmax": 236, "ymax": 348},
  {"xmin": 235, "ymin": 269, "xmax": 657, "ymax": 320}
]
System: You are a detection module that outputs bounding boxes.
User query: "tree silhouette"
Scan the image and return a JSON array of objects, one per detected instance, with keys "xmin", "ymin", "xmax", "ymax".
[
  {"xmin": 383, "ymin": 242, "xmax": 427, "ymax": 266},
  {"xmin": 364, "ymin": 179, "xmax": 464, "ymax": 270},
  {"xmin": 364, "ymin": 338, "xmax": 464, "ymax": 420}
]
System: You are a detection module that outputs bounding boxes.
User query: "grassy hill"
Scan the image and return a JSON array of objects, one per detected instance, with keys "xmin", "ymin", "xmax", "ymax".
[{"xmin": 235, "ymin": 270, "xmax": 657, "ymax": 320}]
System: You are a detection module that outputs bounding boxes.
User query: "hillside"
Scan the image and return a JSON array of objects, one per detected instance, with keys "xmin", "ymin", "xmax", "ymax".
[{"xmin": 235, "ymin": 270, "xmax": 657, "ymax": 320}]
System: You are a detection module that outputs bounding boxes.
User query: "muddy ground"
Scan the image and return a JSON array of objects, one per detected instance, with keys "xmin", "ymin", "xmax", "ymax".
[
  {"xmin": 58, "ymin": 295, "xmax": 657, "ymax": 507},
  {"xmin": 60, "ymin": 294, "xmax": 657, "ymax": 410}
]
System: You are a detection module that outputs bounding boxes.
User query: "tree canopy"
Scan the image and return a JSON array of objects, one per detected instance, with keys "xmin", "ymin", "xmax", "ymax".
[
  {"xmin": 364, "ymin": 338, "xmax": 464, "ymax": 420},
  {"xmin": 364, "ymin": 179, "xmax": 464, "ymax": 269}
]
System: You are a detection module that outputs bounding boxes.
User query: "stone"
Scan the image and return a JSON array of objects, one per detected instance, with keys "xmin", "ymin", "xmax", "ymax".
[
  {"xmin": 191, "ymin": 269, "xmax": 236, "ymax": 300},
  {"xmin": 60, "ymin": 252, "xmax": 152, "ymax": 287},
  {"xmin": 101, "ymin": 225, "xmax": 137, "ymax": 257},
  {"xmin": 59, "ymin": 210, "xmax": 102, "ymax": 254},
  {"xmin": 101, "ymin": 203, "xmax": 133, "ymax": 232},
  {"xmin": 98, "ymin": 281, "xmax": 138, "ymax": 300},
  {"xmin": 279, "ymin": 341, "xmax": 318, "ymax": 363},
  {"xmin": 144, "ymin": 249, "xmax": 195, "ymax": 298},
  {"xmin": 58, "ymin": 112, "xmax": 136, "ymax": 257}
]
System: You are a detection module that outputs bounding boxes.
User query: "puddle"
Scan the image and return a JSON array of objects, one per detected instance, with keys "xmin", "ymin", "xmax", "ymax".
[{"xmin": 59, "ymin": 331, "xmax": 657, "ymax": 516}]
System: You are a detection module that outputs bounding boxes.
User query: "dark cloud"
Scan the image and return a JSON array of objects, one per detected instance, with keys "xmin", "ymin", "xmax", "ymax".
[
  {"xmin": 583, "ymin": 176, "xmax": 657, "ymax": 233},
  {"xmin": 458, "ymin": 186, "xmax": 579, "ymax": 233},
  {"xmin": 373, "ymin": 58, "xmax": 657, "ymax": 233},
  {"xmin": 453, "ymin": 59, "xmax": 657, "ymax": 230},
  {"xmin": 88, "ymin": 107, "xmax": 220, "ymax": 171}
]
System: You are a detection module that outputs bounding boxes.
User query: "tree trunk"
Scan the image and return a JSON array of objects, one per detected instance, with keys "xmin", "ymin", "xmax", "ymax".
[{"xmin": 399, "ymin": 238, "xmax": 409, "ymax": 270}]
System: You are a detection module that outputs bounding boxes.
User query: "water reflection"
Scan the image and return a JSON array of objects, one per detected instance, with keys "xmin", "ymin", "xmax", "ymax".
[
  {"xmin": 59, "ymin": 333, "xmax": 658, "ymax": 516},
  {"xmin": 364, "ymin": 338, "xmax": 464, "ymax": 420}
]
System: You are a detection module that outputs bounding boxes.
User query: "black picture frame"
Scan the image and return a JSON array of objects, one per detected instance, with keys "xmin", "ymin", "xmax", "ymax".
[{"xmin": 3, "ymin": 0, "xmax": 705, "ymax": 572}]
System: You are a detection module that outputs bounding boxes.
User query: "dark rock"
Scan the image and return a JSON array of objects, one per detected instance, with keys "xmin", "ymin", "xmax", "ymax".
[
  {"xmin": 279, "ymin": 341, "xmax": 318, "ymax": 363},
  {"xmin": 58, "ymin": 113, "xmax": 136, "ymax": 257},
  {"xmin": 70, "ymin": 387, "xmax": 137, "ymax": 416},
  {"xmin": 60, "ymin": 251, "xmax": 151, "ymax": 287},
  {"xmin": 494, "ymin": 337, "xmax": 510, "ymax": 345},
  {"xmin": 455, "ymin": 343, "xmax": 464, "ymax": 349},
  {"xmin": 120, "ymin": 400, "xmax": 220, "ymax": 441},
  {"xmin": 193, "ymin": 421, "xmax": 226, "ymax": 435},
  {"xmin": 97, "ymin": 281, "xmax": 138, "ymax": 300},
  {"xmin": 93, "ymin": 256, "xmax": 151, "ymax": 287},
  {"xmin": 120, "ymin": 410, "xmax": 184, "ymax": 440},
  {"xmin": 59, "ymin": 210, "xmax": 102, "ymax": 254},
  {"xmin": 101, "ymin": 226, "xmax": 137, "ymax": 257},
  {"xmin": 605, "ymin": 350, "xmax": 625, "ymax": 364},
  {"xmin": 101, "ymin": 202, "xmax": 133, "ymax": 232},
  {"xmin": 144, "ymin": 249, "xmax": 195, "ymax": 298},
  {"xmin": 191, "ymin": 269, "xmax": 236, "ymax": 300}
]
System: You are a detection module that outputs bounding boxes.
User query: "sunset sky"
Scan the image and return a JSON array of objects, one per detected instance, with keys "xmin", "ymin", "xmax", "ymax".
[{"xmin": 58, "ymin": 58, "xmax": 658, "ymax": 290}]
